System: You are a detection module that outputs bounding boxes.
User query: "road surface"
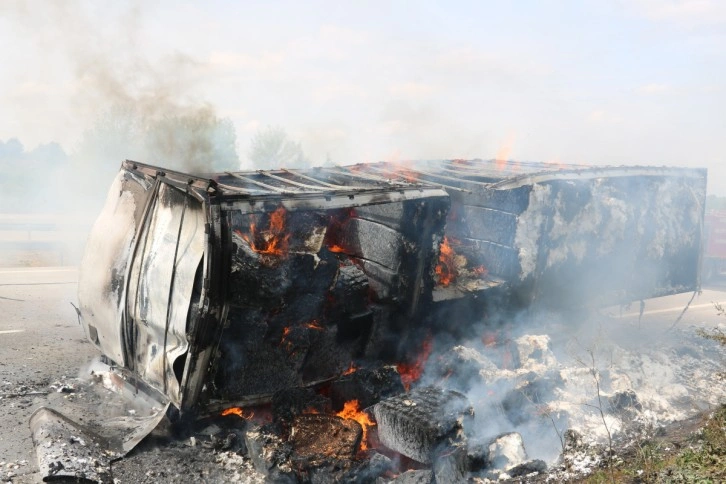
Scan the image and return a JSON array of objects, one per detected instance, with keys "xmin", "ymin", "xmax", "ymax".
[{"xmin": 0, "ymin": 267, "xmax": 98, "ymax": 482}]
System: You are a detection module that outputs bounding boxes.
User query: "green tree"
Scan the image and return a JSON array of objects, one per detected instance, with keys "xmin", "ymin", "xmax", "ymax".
[
  {"xmin": 145, "ymin": 106, "xmax": 239, "ymax": 174},
  {"xmin": 248, "ymin": 126, "xmax": 307, "ymax": 168}
]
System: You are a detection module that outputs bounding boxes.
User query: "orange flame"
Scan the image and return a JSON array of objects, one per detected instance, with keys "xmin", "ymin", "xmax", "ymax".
[
  {"xmin": 342, "ymin": 362, "xmax": 358, "ymax": 376},
  {"xmin": 472, "ymin": 265, "xmax": 488, "ymax": 276},
  {"xmin": 328, "ymin": 244, "xmax": 346, "ymax": 253},
  {"xmin": 387, "ymin": 160, "xmax": 419, "ymax": 183},
  {"xmin": 482, "ymin": 332, "xmax": 497, "ymax": 348},
  {"xmin": 221, "ymin": 407, "xmax": 254, "ymax": 419},
  {"xmin": 280, "ymin": 326, "xmax": 294, "ymax": 351},
  {"xmin": 435, "ymin": 236, "xmax": 457, "ymax": 287},
  {"xmin": 495, "ymin": 133, "xmax": 516, "ymax": 171},
  {"xmin": 397, "ymin": 336, "xmax": 433, "ymax": 391},
  {"xmin": 304, "ymin": 320, "xmax": 323, "ymax": 330},
  {"xmin": 336, "ymin": 400, "xmax": 376, "ymax": 451},
  {"xmin": 239, "ymin": 206, "xmax": 290, "ymax": 256}
]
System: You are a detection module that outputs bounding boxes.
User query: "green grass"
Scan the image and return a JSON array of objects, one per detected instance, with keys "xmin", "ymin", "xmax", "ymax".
[
  {"xmin": 580, "ymin": 405, "xmax": 726, "ymax": 483},
  {"xmin": 665, "ymin": 405, "xmax": 726, "ymax": 482}
]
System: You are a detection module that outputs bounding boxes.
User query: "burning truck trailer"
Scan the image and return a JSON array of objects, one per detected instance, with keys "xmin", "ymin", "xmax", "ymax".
[
  {"xmin": 29, "ymin": 159, "xmax": 707, "ymax": 482},
  {"xmin": 356, "ymin": 159, "xmax": 706, "ymax": 310}
]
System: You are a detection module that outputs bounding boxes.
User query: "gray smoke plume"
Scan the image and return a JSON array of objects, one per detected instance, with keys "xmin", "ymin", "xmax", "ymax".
[
  {"xmin": 0, "ymin": 1, "xmax": 240, "ymax": 265},
  {"xmin": 2, "ymin": 1, "xmax": 240, "ymax": 176}
]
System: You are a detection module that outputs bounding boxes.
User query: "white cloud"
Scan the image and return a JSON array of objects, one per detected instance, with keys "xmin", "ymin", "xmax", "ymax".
[
  {"xmin": 629, "ymin": 0, "xmax": 726, "ymax": 28},
  {"xmin": 637, "ymin": 83, "xmax": 672, "ymax": 95},
  {"xmin": 208, "ymin": 51, "xmax": 284, "ymax": 73},
  {"xmin": 387, "ymin": 82, "xmax": 436, "ymax": 99},
  {"xmin": 587, "ymin": 110, "xmax": 623, "ymax": 124}
]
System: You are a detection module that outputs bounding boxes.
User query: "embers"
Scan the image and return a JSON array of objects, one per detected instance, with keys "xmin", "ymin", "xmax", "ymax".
[
  {"xmin": 228, "ymin": 373, "xmax": 389, "ymax": 480},
  {"xmin": 218, "ymin": 374, "xmax": 497, "ymax": 481},
  {"xmin": 396, "ymin": 335, "xmax": 434, "ymax": 392},
  {"xmin": 323, "ymin": 207, "xmax": 357, "ymax": 256},
  {"xmin": 214, "ymin": 366, "xmax": 476, "ymax": 481}
]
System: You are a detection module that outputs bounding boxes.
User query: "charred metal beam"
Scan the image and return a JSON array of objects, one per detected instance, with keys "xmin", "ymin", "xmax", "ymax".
[{"xmin": 225, "ymin": 171, "xmax": 297, "ymax": 194}]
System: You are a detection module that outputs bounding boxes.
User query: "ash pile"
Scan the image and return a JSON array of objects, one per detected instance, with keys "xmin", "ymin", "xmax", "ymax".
[{"xmin": 29, "ymin": 158, "xmax": 715, "ymax": 482}]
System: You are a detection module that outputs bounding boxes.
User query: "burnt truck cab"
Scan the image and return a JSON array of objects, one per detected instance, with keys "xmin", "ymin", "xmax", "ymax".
[{"xmin": 77, "ymin": 159, "xmax": 707, "ymax": 417}]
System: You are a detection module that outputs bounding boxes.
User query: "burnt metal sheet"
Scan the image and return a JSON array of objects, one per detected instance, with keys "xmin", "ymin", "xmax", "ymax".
[
  {"xmin": 31, "ymin": 407, "xmax": 116, "ymax": 483},
  {"xmin": 78, "ymin": 169, "xmax": 153, "ymax": 366},
  {"xmin": 125, "ymin": 182, "xmax": 205, "ymax": 406},
  {"xmin": 31, "ymin": 359, "xmax": 170, "ymax": 482}
]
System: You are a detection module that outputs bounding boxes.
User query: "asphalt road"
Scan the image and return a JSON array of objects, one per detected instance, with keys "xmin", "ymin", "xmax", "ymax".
[
  {"xmin": 0, "ymin": 267, "xmax": 99, "ymax": 482},
  {"xmin": 1, "ymin": 267, "xmax": 725, "ymax": 482}
]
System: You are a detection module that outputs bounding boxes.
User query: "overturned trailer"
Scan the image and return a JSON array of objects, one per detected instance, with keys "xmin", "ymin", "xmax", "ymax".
[{"xmin": 75, "ymin": 159, "xmax": 706, "ymax": 417}]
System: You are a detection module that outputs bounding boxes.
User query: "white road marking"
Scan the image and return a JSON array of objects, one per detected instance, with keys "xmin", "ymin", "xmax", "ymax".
[
  {"xmin": 616, "ymin": 301, "xmax": 726, "ymax": 318},
  {"xmin": 0, "ymin": 268, "xmax": 76, "ymax": 273},
  {"xmin": 0, "ymin": 329, "xmax": 25, "ymax": 334},
  {"xmin": 0, "ymin": 266, "xmax": 79, "ymax": 285}
]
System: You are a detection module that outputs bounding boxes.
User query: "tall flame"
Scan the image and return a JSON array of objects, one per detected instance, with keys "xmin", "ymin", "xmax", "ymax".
[
  {"xmin": 240, "ymin": 206, "xmax": 290, "ymax": 256},
  {"xmin": 397, "ymin": 336, "xmax": 433, "ymax": 391},
  {"xmin": 336, "ymin": 400, "xmax": 376, "ymax": 451},
  {"xmin": 435, "ymin": 236, "xmax": 457, "ymax": 287},
  {"xmin": 495, "ymin": 133, "xmax": 516, "ymax": 171}
]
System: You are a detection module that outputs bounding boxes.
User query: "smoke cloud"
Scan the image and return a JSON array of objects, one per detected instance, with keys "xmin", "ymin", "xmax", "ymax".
[{"xmin": 0, "ymin": 1, "xmax": 242, "ymax": 265}]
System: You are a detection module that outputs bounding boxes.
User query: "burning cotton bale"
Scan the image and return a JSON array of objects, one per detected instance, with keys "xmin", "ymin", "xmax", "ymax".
[
  {"xmin": 213, "ymin": 173, "xmax": 449, "ymax": 404},
  {"xmin": 271, "ymin": 387, "xmax": 332, "ymax": 425},
  {"xmin": 289, "ymin": 414, "xmax": 362, "ymax": 464},
  {"xmin": 372, "ymin": 386, "xmax": 473, "ymax": 464},
  {"xmin": 329, "ymin": 365, "xmax": 405, "ymax": 410}
]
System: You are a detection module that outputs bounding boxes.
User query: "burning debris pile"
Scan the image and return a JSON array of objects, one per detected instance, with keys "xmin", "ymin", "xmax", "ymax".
[{"xmin": 30, "ymin": 158, "xmax": 714, "ymax": 481}]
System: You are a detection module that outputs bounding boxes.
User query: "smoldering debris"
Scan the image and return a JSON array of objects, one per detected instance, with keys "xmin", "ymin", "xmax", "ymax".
[
  {"xmin": 415, "ymin": 307, "xmax": 726, "ymax": 478},
  {"xmin": 24, "ymin": 313, "xmax": 726, "ymax": 482}
]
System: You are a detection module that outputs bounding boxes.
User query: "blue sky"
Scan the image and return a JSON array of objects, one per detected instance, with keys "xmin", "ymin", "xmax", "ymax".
[{"xmin": 1, "ymin": 0, "xmax": 725, "ymax": 191}]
